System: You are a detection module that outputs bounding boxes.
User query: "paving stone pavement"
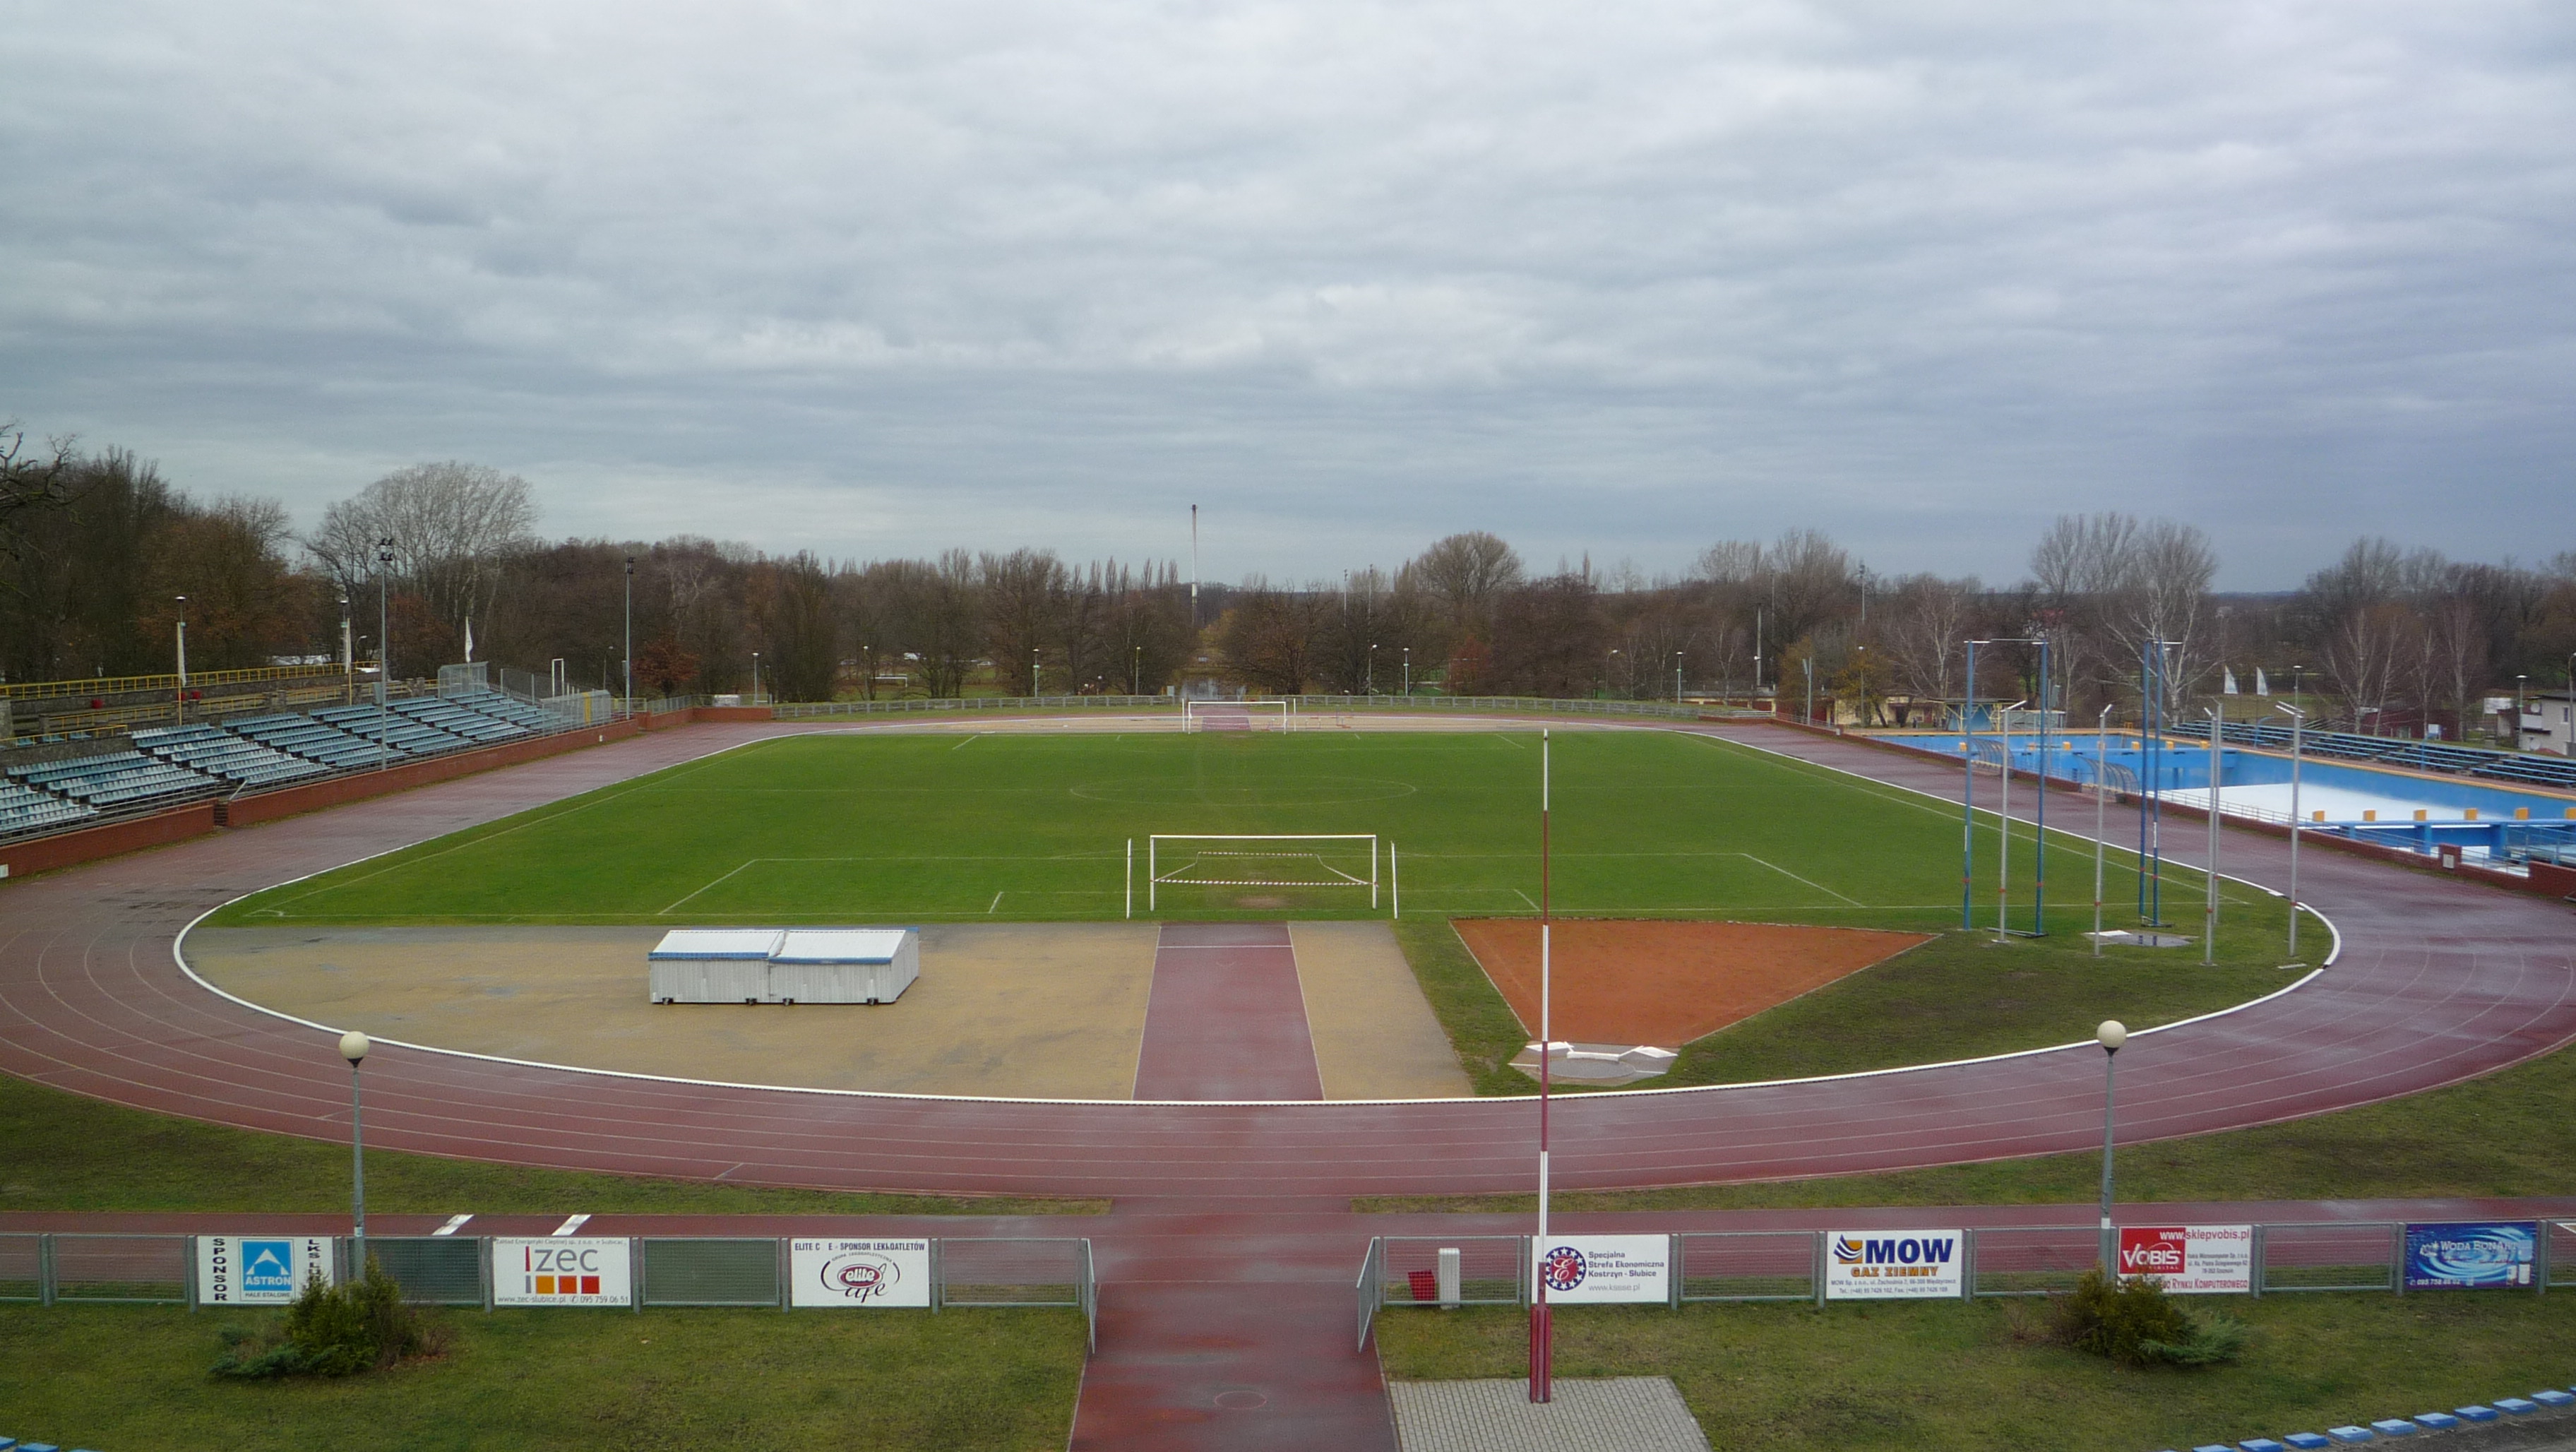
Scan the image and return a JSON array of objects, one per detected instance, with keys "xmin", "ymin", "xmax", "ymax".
[{"xmin": 1387, "ymin": 1377, "xmax": 1710, "ymax": 1452}]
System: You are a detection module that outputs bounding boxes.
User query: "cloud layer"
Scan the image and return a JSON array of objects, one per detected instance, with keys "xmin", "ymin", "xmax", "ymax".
[{"xmin": 5, "ymin": 0, "xmax": 2570, "ymax": 585}]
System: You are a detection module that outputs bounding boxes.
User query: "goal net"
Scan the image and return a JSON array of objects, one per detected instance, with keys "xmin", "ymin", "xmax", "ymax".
[
  {"xmin": 1144, "ymin": 833, "xmax": 1378, "ymax": 911},
  {"xmin": 1182, "ymin": 699, "xmax": 1295, "ymax": 733}
]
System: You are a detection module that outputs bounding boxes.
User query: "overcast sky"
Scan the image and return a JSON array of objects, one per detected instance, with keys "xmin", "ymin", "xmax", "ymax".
[{"xmin": 5, "ymin": 1, "xmax": 2570, "ymax": 588}]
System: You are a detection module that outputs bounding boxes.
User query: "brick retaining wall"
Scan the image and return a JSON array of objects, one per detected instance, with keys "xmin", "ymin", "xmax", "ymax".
[{"xmin": 0, "ymin": 803, "xmax": 220, "ymax": 881}]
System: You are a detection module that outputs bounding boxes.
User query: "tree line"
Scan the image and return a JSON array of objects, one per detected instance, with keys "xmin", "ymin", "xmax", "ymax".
[{"xmin": 4, "ymin": 423, "xmax": 2571, "ymax": 737}]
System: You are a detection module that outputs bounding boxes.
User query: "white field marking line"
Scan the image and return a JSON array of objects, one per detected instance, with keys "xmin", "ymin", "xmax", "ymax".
[
  {"xmin": 953, "ymin": 733, "xmax": 982, "ymax": 749},
  {"xmin": 1731, "ymin": 852, "xmax": 1866, "ymax": 907},
  {"xmin": 657, "ymin": 859, "xmax": 760, "ymax": 916},
  {"xmin": 432, "ymin": 1214, "xmax": 474, "ymax": 1236},
  {"xmin": 1514, "ymin": 888, "xmax": 1538, "ymax": 910},
  {"xmin": 551, "ymin": 1214, "xmax": 590, "ymax": 1236},
  {"xmin": 988, "ymin": 891, "xmax": 1004, "ymax": 913},
  {"xmin": 165, "ymin": 718, "xmax": 2349, "ymax": 1109},
  {"xmin": 169, "ymin": 881, "xmax": 2324, "ymax": 1107},
  {"xmin": 1283, "ymin": 922, "xmax": 1330, "ymax": 1097},
  {"xmin": 1690, "ymin": 729, "xmax": 2344, "ymax": 968}
]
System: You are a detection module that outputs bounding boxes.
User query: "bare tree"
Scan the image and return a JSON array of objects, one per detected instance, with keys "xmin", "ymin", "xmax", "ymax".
[
  {"xmin": 307, "ymin": 463, "xmax": 539, "ymax": 639},
  {"xmin": 1409, "ymin": 532, "xmax": 1525, "ymax": 643}
]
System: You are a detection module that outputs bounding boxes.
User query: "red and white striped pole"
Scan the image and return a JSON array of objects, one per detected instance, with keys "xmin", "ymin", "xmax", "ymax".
[{"xmin": 1530, "ymin": 728, "xmax": 1553, "ymax": 1402}]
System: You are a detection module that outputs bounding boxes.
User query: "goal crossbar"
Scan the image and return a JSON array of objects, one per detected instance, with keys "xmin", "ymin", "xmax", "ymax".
[{"xmin": 1144, "ymin": 833, "xmax": 1377, "ymax": 910}]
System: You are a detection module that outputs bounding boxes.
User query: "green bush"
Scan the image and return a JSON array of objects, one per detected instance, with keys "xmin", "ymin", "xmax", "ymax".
[
  {"xmin": 211, "ymin": 1257, "xmax": 439, "ymax": 1379},
  {"xmin": 2047, "ymin": 1268, "xmax": 2246, "ymax": 1367}
]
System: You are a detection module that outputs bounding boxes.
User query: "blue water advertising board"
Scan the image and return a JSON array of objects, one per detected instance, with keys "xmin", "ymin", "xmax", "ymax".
[{"xmin": 2402, "ymin": 1221, "xmax": 2536, "ymax": 1290}]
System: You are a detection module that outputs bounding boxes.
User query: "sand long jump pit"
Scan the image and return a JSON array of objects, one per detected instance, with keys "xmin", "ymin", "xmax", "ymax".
[
  {"xmin": 1452, "ymin": 918, "xmax": 1932, "ymax": 1084},
  {"xmin": 184, "ymin": 922, "xmax": 1469, "ymax": 1101}
]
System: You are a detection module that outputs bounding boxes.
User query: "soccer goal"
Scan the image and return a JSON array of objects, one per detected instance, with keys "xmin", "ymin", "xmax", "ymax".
[
  {"xmin": 1182, "ymin": 698, "xmax": 1295, "ymax": 733},
  {"xmin": 1140, "ymin": 833, "xmax": 1380, "ymax": 911}
]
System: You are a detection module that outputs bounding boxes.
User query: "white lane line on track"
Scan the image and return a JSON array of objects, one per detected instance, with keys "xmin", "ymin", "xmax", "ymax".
[
  {"xmin": 160, "ymin": 717, "xmax": 2352, "ymax": 1109},
  {"xmin": 552, "ymin": 1213, "xmax": 590, "ymax": 1235},
  {"xmin": 432, "ymin": 1213, "xmax": 474, "ymax": 1236}
]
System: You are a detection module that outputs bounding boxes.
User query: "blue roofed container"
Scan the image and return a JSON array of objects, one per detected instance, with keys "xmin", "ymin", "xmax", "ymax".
[
  {"xmin": 768, "ymin": 929, "xmax": 919, "ymax": 1005},
  {"xmin": 648, "ymin": 929, "xmax": 784, "ymax": 1004}
]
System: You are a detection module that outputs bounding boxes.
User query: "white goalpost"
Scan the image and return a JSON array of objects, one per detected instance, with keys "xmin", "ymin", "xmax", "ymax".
[
  {"xmin": 1181, "ymin": 699, "xmax": 1296, "ymax": 732},
  {"xmin": 1141, "ymin": 833, "xmax": 1378, "ymax": 911}
]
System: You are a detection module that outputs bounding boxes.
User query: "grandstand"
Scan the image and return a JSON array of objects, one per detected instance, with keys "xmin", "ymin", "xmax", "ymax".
[
  {"xmin": 131, "ymin": 723, "xmax": 329, "ymax": 789},
  {"xmin": 0, "ymin": 683, "xmax": 603, "ymax": 845}
]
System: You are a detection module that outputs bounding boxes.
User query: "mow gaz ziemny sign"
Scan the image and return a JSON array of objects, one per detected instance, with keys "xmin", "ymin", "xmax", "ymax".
[
  {"xmin": 1824, "ymin": 1230, "xmax": 1964, "ymax": 1300},
  {"xmin": 494, "ymin": 1237, "xmax": 635, "ymax": 1307},
  {"xmin": 194, "ymin": 1235, "xmax": 335, "ymax": 1304}
]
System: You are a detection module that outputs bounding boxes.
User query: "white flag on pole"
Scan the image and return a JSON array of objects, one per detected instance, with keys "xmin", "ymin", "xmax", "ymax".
[
  {"xmin": 464, "ymin": 615, "xmax": 475, "ymax": 663},
  {"xmin": 2223, "ymin": 667, "xmax": 2239, "ymax": 696},
  {"xmin": 2255, "ymin": 667, "xmax": 2269, "ymax": 696}
]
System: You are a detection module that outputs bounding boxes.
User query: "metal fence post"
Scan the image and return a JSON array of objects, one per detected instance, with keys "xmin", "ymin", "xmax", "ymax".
[
  {"xmin": 39, "ymin": 1233, "xmax": 54, "ymax": 1307},
  {"xmin": 2392, "ymin": 1223, "xmax": 2404, "ymax": 1295},
  {"xmin": 2538, "ymin": 1221, "xmax": 2551, "ymax": 1296},
  {"xmin": 1081, "ymin": 1239, "xmax": 1097, "ymax": 1354},
  {"xmin": 1813, "ymin": 1232, "xmax": 1827, "ymax": 1307},
  {"xmin": 480, "ymin": 1235, "xmax": 494, "ymax": 1312},
  {"xmin": 186, "ymin": 1238, "xmax": 200, "ymax": 1311},
  {"xmin": 931, "ymin": 1238, "xmax": 943, "ymax": 1313},
  {"xmin": 1962, "ymin": 1227, "xmax": 1978, "ymax": 1300},
  {"xmin": 2251, "ymin": 1224, "xmax": 2265, "ymax": 1297},
  {"xmin": 1669, "ymin": 1234, "xmax": 1683, "ymax": 1309},
  {"xmin": 777, "ymin": 1237, "xmax": 791, "ymax": 1310}
]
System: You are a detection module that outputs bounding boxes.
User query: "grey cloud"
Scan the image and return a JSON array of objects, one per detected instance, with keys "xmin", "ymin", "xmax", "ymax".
[{"xmin": 2, "ymin": 0, "xmax": 2570, "ymax": 586}]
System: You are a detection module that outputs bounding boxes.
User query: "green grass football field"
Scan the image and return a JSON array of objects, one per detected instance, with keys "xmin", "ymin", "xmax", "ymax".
[{"xmin": 216, "ymin": 727, "xmax": 2277, "ymax": 939}]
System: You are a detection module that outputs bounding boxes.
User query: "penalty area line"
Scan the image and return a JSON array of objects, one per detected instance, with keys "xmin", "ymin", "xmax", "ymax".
[
  {"xmin": 987, "ymin": 891, "xmax": 1004, "ymax": 914},
  {"xmin": 659, "ymin": 859, "xmax": 760, "ymax": 916}
]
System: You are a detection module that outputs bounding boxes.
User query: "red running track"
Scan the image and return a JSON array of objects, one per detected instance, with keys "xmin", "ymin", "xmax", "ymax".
[
  {"xmin": 0, "ymin": 716, "xmax": 2570, "ymax": 1205},
  {"xmin": 1131, "ymin": 924, "xmax": 1323, "ymax": 1102}
]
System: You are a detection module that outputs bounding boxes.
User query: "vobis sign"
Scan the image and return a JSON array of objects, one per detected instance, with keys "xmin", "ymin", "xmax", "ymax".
[
  {"xmin": 494, "ymin": 1237, "xmax": 634, "ymax": 1307},
  {"xmin": 2116, "ymin": 1225, "xmax": 2254, "ymax": 1294},
  {"xmin": 1824, "ymin": 1230, "xmax": 1964, "ymax": 1300}
]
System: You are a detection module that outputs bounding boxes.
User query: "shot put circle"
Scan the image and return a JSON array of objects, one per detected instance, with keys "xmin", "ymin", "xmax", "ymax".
[
  {"xmin": 1067, "ymin": 778, "xmax": 1418, "ymax": 807},
  {"xmin": 1212, "ymin": 1390, "xmax": 1269, "ymax": 1410}
]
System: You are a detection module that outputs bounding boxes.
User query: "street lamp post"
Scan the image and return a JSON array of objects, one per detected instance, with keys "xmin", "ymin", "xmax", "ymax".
[
  {"xmin": 1803, "ymin": 656, "xmax": 1815, "ymax": 726},
  {"xmin": 374, "ymin": 537, "xmax": 394, "ymax": 770},
  {"xmin": 2093, "ymin": 704, "xmax": 2112, "ymax": 956},
  {"xmin": 1673, "ymin": 650, "xmax": 1684, "ymax": 705},
  {"xmin": 172, "ymin": 595, "xmax": 189, "ymax": 725},
  {"xmin": 1133, "ymin": 645, "xmax": 1143, "ymax": 696},
  {"xmin": 340, "ymin": 1030, "xmax": 371, "ymax": 1262},
  {"xmin": 338, "ymin": 596, "xmax": 353, "ymax": 706},
  {"xmin": 623, "ymin": 557, "xmax": 635, "ymax": 714},
  {"xmin": 2517, "ymin": 676, "xmax": 2530, "ymax": 749},
  {"xmin": 1033, "ymin": 649, "xmax": 1042, "ymax": 698},
  {"xmin": 2096, "ymin": 1019, "xmax": 2127, "ymax": 1270},
  {"xmin": 1402, "ymin": 647, "xmax": 1412, "ymax": 697},
  {"xmin": 1368, "ymin": 643, "xmax": 1377, "ymax": 695},
  {"xmin": 2277, "ymin": 702, "xmax": 2306, "ymax": 961},
  {"xmin": 751, "ymin": 652, "xmax": 761, "ymax": 704}
]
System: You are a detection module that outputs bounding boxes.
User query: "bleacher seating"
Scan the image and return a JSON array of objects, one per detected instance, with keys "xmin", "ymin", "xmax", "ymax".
[
  {"xmin": 131, "ymin": 724, "xmax": 328, "ymax": 789},
  {"xmin": 4, "ymin": 750, "xmax": 217, "ymax": 811},
  {"xmin": 227, "ymin": 712, "xmax": 393, "ymax": 768},
  {"xmin": 312, "ymin": 704, "xmax": 470, "ymax": 756},
  {"xmin": 448, "ymin": 688, "xmax": 561, "ymax": 733},
  {"xmin": 0, "ymin": 778, "xmax": 98, "ymax": 837},
  {"xmin": 393, "ymin": 695, "xmax": 527, "ymax": 743}
]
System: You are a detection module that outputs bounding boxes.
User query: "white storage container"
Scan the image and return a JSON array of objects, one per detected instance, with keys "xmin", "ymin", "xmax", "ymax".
[
  {"xmin": 648, "ymin": 929, "xmax": 783, "ymax": 1004},
  {"xmin": 768, "ymin": 929, "xmax": 919, "ymax": 1004}
]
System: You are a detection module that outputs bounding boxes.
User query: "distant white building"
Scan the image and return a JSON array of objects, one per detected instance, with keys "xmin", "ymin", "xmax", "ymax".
[{"xmin": 2524, "ymin": 691, "xmax": 2574, "ymax": 755}]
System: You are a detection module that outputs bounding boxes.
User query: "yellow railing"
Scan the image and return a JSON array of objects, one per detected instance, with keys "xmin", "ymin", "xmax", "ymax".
[{"xmin": 1, "ymin": 665, "xmax": 352, "ymax": 703}]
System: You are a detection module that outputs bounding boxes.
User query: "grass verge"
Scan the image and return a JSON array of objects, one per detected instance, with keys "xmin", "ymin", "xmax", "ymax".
[
  {"xmin": 0, "ymin": 1071, "xmax": 1103, "ymax": 1216},
  {"xmin": 1375, "ymin": 1295, "xmax": 2576, "ymax": 1452},
  {"xmin": 1358, "ymin": 1028, "xmax": 2576, "ymax": 1213},
  {"xmin": 0, "ymin": 1303, "xmax": 1084, "ymax": 1451}
]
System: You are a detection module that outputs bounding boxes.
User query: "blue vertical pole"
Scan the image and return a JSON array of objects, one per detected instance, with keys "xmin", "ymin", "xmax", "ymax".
[
  {"xmin": 2034, "ymin": 638, "xmax": 2050, "ymax": 936},
  {"xmin": 1962, "ymin": 641, "xmax": 1978, "ymax": 930},
  {"xmin": 2137, "ymin": 643, "xmax": 2152, "ymax": 923}
]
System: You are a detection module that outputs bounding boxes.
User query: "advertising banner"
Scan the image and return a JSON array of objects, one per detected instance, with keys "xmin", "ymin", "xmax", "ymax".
[
  {"xmin": 1824, "ymin": 1230, "xmax": 1964, "ymax": 1300},
  {"xmin": 2404, "ymin": 1222, "xmax": 2536, "ymax": 1290},
  {"xmin": 493, "ymin": 1237, "xmax": 634, "ymax": 1307},
  {"xmin": 789, "ymin": 1239, "xmax": 933, "ymax": 1308},
  {"xmin": 2116, "ymin": 1225, "xmax": 2255, "ymax": 1294},
  {"xmin": 1530, "ymin": 1234, "xmax": 1671, "ymax": 1305},
  {"xmin": 195, "ymin": 1235, "xmax": 335, "ymax": 1305}
]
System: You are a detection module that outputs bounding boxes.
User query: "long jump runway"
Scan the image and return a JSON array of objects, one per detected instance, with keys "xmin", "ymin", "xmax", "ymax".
[
  {"xmin": 1132, "ymin": 923, "xmax": 1325, "ymax": 1102},
  {"xmin": 4, "ymin": 715, "xmax": 2574, "ymax": 1448}
]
